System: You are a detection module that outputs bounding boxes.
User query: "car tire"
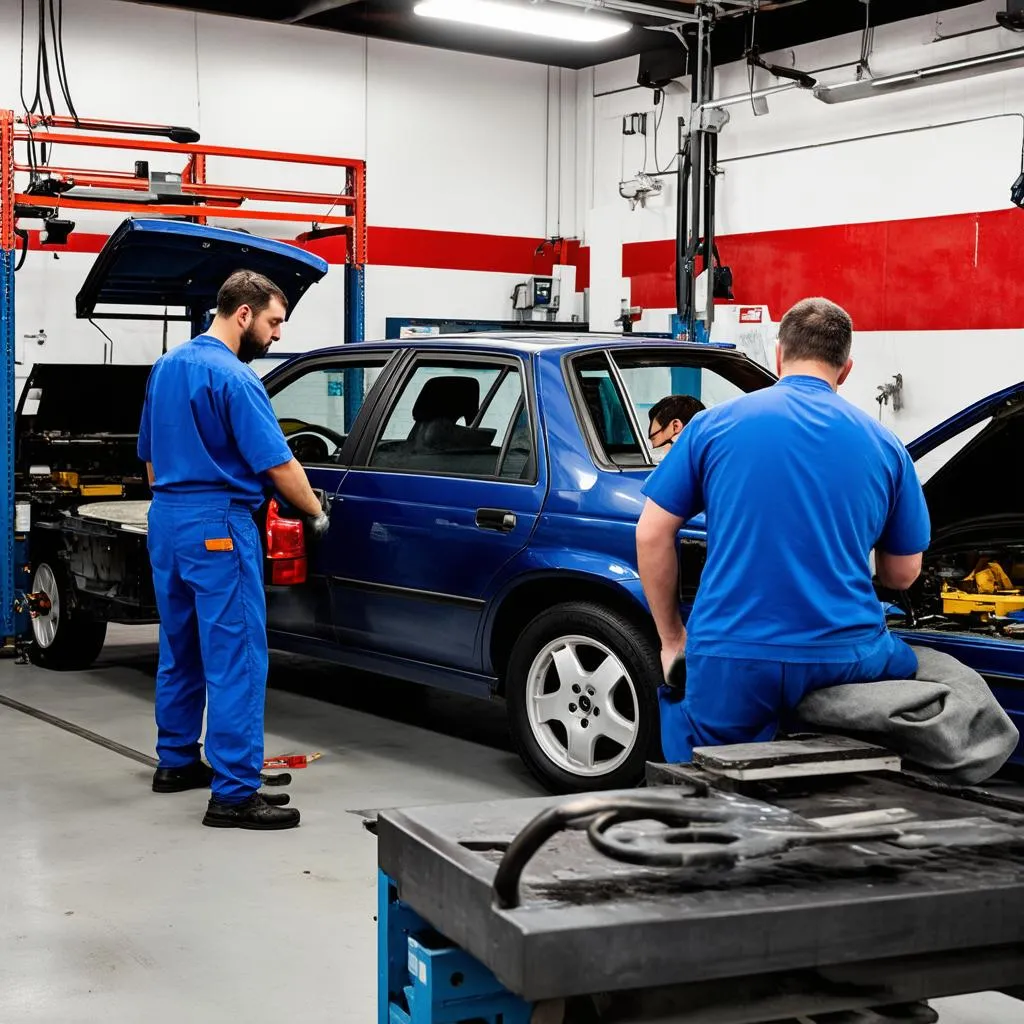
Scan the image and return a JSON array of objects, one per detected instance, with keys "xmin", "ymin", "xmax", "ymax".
[
  {"xmin": 505, "ymin": 601, "xmax": 662, "ymax": 794},
  {"xmin": 27, "ymin": 559, "xmax": 107, "ymax": 671}
]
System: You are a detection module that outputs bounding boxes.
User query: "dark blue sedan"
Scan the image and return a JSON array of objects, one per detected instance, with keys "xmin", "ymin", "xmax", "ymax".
[
  {"xmin": 258, "ymin": 334, "xmax": 1024, "ymax": 791},
  {"xmin": 260, "ymin": 335, "xmax": 773, "ymax": 791}
]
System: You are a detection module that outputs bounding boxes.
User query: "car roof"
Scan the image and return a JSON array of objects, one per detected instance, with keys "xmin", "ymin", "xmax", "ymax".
[{"xmin": 302, "ymin": 332, "xmax": 756, "ymax": 360}]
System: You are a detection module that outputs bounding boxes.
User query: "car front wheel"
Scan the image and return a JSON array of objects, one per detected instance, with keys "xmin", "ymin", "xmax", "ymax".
[{"xmin": 505, "ymin": 601, "xmax": 662, "ymax": 793}]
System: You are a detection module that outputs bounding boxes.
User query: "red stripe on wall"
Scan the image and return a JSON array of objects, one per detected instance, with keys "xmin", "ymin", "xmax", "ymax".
[
  {"xmin": 24, "ymin": 226, "xmax": 591, "ymax": 288},
  {"xmin": 624, "ymin": 209, "xmax": 1024, "ymax": 332}
]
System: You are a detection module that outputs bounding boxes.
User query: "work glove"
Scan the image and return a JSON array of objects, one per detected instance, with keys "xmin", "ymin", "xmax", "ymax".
[
  {"xmin": 664, "ymin": 651, "xmax": 687, "ymax": 695},
  {"xmin": 305, "ymin": 510, "xmax": 330, "ymax": 542}
]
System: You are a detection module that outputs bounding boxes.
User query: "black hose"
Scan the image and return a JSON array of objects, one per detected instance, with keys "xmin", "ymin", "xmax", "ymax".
[
  {"xmin": 14, "ymin": 228, "xmax": 30, "ymax": 271},
  {"xmin": 492, "ymin": 788, "xmax": 703, "ymax": 910}
]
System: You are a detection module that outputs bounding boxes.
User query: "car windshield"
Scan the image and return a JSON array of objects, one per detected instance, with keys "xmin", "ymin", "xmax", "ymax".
[{"xmin": 570, "ymin": 347, "xmax": 774, "ymax": 468}]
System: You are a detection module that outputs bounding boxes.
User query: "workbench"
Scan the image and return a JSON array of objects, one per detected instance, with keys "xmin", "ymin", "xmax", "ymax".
[{"xmin": 376, "ymin": 747, "xmax": 1024, "ymax": 1024}]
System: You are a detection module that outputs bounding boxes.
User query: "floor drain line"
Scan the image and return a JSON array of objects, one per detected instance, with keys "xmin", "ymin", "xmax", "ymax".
[{"xmin": 0, "ymin": 692, "xmax": 158, "ymax": 768}]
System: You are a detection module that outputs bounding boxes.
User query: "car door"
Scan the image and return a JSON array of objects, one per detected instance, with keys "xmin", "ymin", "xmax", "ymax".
[
  {"xmin": 330, "ymin": 349, "xmax": 547, "ymax": 671},
  {"xmin": 262, "ymin": 350, "xmax": 397, "ymax": 642}
]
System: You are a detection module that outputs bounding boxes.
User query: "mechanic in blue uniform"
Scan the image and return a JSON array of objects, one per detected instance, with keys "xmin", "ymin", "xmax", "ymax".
[
  {"xmin": 636, "ymin": 297, "xmax": 931, "ymax": 763},
  {"xmin": 138, "ymin": 270, "xmax": 329, "ymax": 830}
]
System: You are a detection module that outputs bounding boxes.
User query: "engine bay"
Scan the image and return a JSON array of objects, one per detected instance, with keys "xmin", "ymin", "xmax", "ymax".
[{"xmin": 884, "ymin": 546, "xmax": 1024, "ymax": 642}]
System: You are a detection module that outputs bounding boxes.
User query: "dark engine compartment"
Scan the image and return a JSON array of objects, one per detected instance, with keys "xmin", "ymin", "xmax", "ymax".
[{"xmin": 882, "ymin": 521, "xmax": 1024, "ymax": 643}]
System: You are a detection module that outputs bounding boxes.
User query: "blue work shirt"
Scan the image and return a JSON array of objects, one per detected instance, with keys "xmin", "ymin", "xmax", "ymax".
[
  {"xmin": 137, "ymin": 334, "xmax": 293, "ymax": 508},
  {"xmin": 642, "ymin": 375, "xmax": 931, "ymax": 662}
]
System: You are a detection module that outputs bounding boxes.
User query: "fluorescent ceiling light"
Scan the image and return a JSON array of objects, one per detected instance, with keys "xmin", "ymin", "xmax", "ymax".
[{"xmin": 413, "ymin": 0, "xmax": 631, "ymax": 42}]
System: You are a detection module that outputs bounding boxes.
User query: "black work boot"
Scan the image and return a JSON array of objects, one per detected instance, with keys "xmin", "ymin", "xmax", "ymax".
[
  {"xmin": 202, "ymin": 793, "xmax": 300, "ymax": 830},
  {"xmin": 152, "ymin": 761, "xmax": 214, "ymax": 793}
]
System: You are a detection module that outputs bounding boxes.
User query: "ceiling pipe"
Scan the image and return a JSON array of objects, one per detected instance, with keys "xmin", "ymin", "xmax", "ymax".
[{"xmin": 814, "ymin": 45, "xmax": 1024, "ymax": 103}]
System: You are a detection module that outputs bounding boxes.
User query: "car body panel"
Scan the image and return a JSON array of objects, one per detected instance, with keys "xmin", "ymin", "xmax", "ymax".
[{"xmin": 76, "ymin": 218, "xmax": 328, "ymax": 319}]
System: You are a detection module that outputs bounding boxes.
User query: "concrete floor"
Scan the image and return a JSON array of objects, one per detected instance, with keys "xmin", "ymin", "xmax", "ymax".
[{"xmin": 1, "ymin": 626, "xmax": 1021, "ymax": 1024}]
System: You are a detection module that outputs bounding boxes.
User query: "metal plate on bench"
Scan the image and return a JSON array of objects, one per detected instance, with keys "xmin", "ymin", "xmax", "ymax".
[
  {"xmin": 376, "ymin": 780, "xmax": 1024, "ymax": 1002},
  {"xmin": 693, "ymin": 735, "xmax": 901, "ymax": 780}
]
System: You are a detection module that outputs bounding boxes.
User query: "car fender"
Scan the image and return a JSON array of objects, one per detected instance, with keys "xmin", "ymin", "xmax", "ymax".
[{"xmin": 477, "ymin": 546, "xmax": 650, "ymax": 673}]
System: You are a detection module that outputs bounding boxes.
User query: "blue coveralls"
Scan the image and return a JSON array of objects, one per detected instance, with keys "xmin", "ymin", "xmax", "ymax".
[
  {"xmin": 642, "ymin": 375, "xmax": 932, "ymax": 764},
  {"xmin": 138, "ymin": 335, "xmax": 293, "ymax": 803}
]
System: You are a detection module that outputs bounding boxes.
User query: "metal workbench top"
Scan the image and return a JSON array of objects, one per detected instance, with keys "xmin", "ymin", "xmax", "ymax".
[{"xmin": 376, "ymin": 769, "xmax": 1024, "ymax": 1002}]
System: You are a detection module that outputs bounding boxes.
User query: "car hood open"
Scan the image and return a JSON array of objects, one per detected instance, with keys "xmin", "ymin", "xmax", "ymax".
[
  {"xmin": 76, "ymin": 218, "xmax": 328, "ymax": 320},
  {"xmin": 907, "ymin": 382, "xmax": 1024, "ymax": 545}
]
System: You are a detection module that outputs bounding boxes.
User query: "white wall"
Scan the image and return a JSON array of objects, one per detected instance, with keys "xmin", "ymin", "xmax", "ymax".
[
  {"xmin": 1, "ymin": 0, "xmax": 560, "ymax": 394},
  {"xmin": 580, "ymin": 0, "xmax": 1024, "ymax": 441}
]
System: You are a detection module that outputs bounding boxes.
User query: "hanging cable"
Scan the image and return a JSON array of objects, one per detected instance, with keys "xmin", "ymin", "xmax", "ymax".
[
  {"xmin": 14, "ymin": 229, "xmax": 30, "ymax": 272},
  {"xmin": 652, "ymin": 82, "xmax": 683, "ymax": 174},
  {"xmin": 52, "ymin": 0, "xmax": 79, "ymax": 123},
  {"xmin": 747, "ymin": 6, "xmax": 759, "ymax": 115},
  {"xmin": 89, "ymin": 320, "xmax": 115, "ymax": 365}
]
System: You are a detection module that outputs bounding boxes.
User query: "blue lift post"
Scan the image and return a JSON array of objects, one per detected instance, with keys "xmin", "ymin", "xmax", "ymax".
[
  {"xmin": 343, "ymin": 263, "xmax": 366, "ymax": 431},
  {"xmin": 1, "ymin": 110, "xmax": 17, "ymax": 642},
  {"xmin": 378, "ymin": 871, "xmax": 531, "ymax": 1024}
]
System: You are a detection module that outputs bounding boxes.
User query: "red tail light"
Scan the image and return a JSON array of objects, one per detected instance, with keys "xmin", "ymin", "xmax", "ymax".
[{"xmin": 265, "ymin": 499, "xmax": 308, "ymax": 585}]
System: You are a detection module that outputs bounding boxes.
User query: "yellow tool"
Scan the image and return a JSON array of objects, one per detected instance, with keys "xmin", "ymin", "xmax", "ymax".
[
  {"xmin": 79, "ymin": 483, "xmax": 125, "ymax": 497},
  {"xmin": 942, "ymin": 559, "xmax": 1024, "ymax": 620},
  {"xmin": 941, "ymin": 588, "xmax": 1024, "ymax": 620},
  {"xmin": 964, "ymin": 560, "xmax": 1014, "ymax": 594}
]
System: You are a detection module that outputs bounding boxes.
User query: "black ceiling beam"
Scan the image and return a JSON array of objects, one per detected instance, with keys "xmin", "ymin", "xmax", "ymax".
[{"xmin": 131, "ymin": 0, "xmax": 995, "ymax": 70}]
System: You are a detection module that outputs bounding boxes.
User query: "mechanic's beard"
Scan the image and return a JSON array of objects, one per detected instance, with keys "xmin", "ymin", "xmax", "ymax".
[{"xmin": 237, "ymin": 327, "xmax": 270, "ymax": 364}]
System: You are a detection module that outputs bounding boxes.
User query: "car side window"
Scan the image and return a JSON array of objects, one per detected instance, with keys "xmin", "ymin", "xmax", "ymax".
[
  {"xmin": 572, "ymin": 354, "xmax": 645, "ymax": 467},
  {"xmin": 269, "ymin": 359, "xmax": 389, "ymax": 466},
  {"xmin": 369, "ymin": 359, "xmax": 534, "ymax": 480}
]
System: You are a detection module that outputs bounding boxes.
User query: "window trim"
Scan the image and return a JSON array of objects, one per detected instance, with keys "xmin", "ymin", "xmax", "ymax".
[
  {"xmin": 351, "ymin": 349, "xmax": 541, "ymax": 485},
  {"xmin": 264, "ymin": 350, "xmax": 399, "ymax": 468}
]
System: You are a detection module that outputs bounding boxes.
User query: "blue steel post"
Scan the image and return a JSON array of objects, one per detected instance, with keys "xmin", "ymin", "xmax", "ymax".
[
  {"xmin": 345, "ymin": 262, "xmax": 365, "ymax": 345},
  {"xmin": 1, "ymin": 110, "xmax": 17, "ymax": 639},
  {"xmin": 343, "ymin": 262, "xmax": 366, "ymax": 431}
]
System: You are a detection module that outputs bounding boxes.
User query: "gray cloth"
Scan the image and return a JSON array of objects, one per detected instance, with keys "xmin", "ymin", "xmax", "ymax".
[{"xmin": 795, "ymin": 645, "xmax": 1020, "ymax": 785}]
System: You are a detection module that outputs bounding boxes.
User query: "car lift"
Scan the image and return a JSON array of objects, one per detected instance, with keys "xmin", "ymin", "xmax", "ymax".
[
  {"xmin": 0, "ymin": 109, "xmax": 367, "ymax": 646},
  {"xmin": 376, "ymin": 742, "xmax": 1024, "ymax": 1024}
]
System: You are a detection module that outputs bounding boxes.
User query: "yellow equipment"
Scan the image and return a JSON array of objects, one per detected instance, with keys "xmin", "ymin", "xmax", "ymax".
[{"xmin": 941, "ymin": 559, "xmax": 1024, "ymax": 621}]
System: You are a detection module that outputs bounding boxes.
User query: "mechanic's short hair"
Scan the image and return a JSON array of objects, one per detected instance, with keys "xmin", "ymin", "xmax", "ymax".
[
  {"xmin": 216, "ymin": 270, "xmax": 288, "ymax": 319},
  {"xmin": 778, "ymin": 297, "xmax": 853, "ymax": 369},
  {"xmin": 648, "ymin": 394, "xmax": 706, "ymax": 427}
]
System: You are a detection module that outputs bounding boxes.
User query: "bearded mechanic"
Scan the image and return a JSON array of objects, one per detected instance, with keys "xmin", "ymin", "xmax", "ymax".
[
  {"xmin": 138, "ymin": 270, "xmax": 329, "ymax": 831},
  {"xmin": 636, "ymin": 297, "xmax": 931, "ymax": 763}
]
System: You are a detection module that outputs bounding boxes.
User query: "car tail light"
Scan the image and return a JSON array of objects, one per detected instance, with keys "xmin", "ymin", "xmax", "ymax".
[{"xmin": 265, "ymin": 498, "xmax": 308, "ymax": 586}]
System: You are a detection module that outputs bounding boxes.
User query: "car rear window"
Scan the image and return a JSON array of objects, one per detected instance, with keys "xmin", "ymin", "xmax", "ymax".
[{"xmin": 568, "ymin": 347, "xmax": 774, "ymax": 468}]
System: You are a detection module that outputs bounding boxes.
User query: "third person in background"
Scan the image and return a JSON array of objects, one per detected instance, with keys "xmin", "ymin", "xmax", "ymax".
[{"xmin": 647, "ymin": 395, "xmax": 706, "ymax": 452}]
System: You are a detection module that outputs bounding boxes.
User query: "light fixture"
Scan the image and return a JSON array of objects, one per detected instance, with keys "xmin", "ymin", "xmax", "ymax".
[
  {"xmin": 413, "ymin": 0, "xmax": 630, "ymax": 42},
  {"xmin": 814, "ymin": 46, "xmax": 1024, "ymax": 103}
]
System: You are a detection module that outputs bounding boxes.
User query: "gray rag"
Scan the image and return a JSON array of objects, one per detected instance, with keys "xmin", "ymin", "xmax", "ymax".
[{"xmin": 795, "ymin": 645, "xmax": 1020, "ymax": 785}]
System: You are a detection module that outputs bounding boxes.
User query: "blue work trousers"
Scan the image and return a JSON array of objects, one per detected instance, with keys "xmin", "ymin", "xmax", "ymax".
[
  {"xmin": 658, "ymin": 635, "xmax": 919, "ymax": 764},
  {"xmin": 147, "ymin": 494, "xmax": 268, "ymax": 803}
]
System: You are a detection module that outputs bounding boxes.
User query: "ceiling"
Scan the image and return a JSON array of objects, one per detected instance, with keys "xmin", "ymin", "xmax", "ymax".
[{"xmin": 137, "ymin": 0, "xmax": 992, "ymax": 70}]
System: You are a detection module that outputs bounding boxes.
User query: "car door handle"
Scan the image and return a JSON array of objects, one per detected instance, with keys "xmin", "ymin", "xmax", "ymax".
[{"xmin": 476, "ymin": 508, "xmax": 517, "ymax": 533}]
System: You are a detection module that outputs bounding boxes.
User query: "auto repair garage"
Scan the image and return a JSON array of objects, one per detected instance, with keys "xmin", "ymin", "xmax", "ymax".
[{"xmin": 3, "ymin": 0, "xmax": 1024, "ymax": 1020}]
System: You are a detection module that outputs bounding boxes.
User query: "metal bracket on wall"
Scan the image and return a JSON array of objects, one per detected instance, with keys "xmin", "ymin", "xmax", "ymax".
[{"xmin": 876, "ymin": 373, "xmax": 904, "ymax": 417}]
